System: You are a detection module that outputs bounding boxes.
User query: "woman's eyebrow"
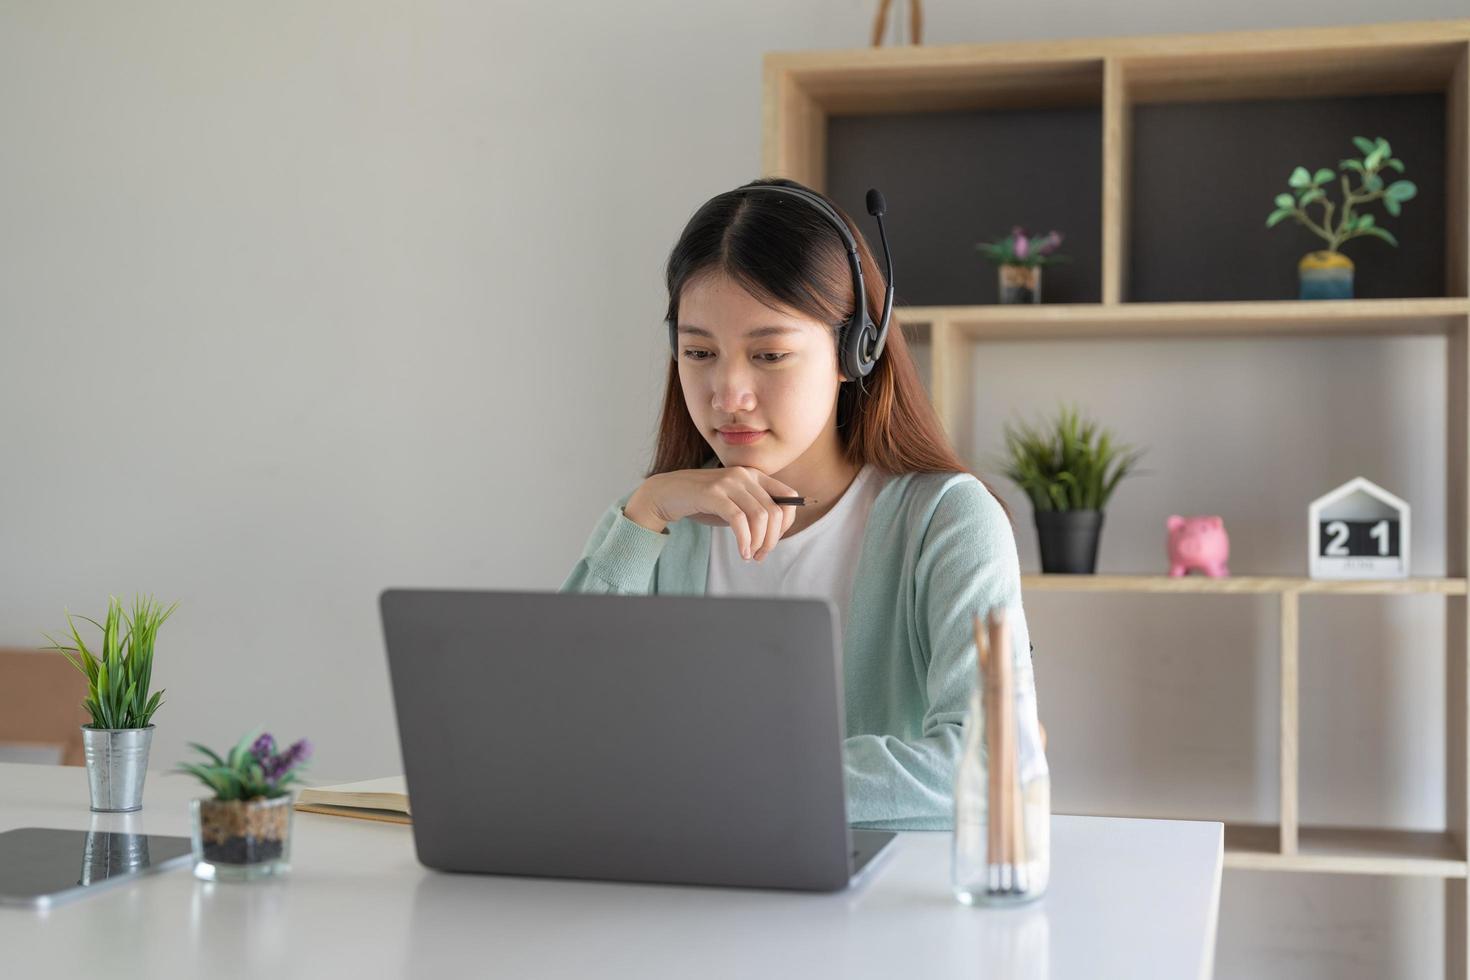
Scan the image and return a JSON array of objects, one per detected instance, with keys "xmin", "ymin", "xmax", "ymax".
[{"xmin": 678, "ymin": 325, "xmax": 803, "ymax": 338}]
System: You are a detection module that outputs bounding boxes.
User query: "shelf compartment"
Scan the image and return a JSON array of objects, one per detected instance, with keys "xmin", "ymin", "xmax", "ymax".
[
  {"xmin": 1020, "ymin": 574, "xmax": 1469, "ymax": 595},
  {"xmin": 785, "ymin": 57, "xmax": 1104, "ymax": 115},
  {"xmin": 825, "ymin": 105, "xmax": 1103, "ymax": 306},
  {"xmin": 1126, "ymin": 92, "xmax": 1449, "ymax": 302},
  {"xmin": 897, "ymin": 298, "xmax": 1470, "ymax": 340},
  {"xmin": 1224, "ymin": 823, "xmax": 1467, "ymax": 877}
]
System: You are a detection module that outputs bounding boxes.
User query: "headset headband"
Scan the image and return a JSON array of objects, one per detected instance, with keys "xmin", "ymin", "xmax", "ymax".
[{"xmin": 669, "ymin": 182, "xmax": 895, "ymax": 384}]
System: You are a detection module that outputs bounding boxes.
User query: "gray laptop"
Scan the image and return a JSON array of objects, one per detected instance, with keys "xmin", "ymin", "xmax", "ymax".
[{"xmin": 379, "ymin": 588, "xmax": 896, "ymax": 892}]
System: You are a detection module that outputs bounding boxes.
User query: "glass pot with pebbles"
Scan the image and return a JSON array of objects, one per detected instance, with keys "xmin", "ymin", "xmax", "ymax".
[
  {"xmin": 975, "ymin": 226, "xmax": 1068, "ymax": 304},
  {"xmin": 176, "ymin": 731, "xmax": 311, "ymax": 881}
]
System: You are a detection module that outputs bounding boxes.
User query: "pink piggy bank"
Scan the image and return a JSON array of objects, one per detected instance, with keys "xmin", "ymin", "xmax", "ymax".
[{"xmin": 1167, "ymin": 515, "xmax": 1230, "ymax": 578}]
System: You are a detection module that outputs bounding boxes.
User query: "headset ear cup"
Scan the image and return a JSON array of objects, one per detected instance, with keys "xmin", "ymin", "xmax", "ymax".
[
  {"xmin": 848, "ymin": 319, "xmax": 877, "ymax": 379},
  {"xmin": 836, "ymin": 317, "xmax": 857, "ymax": 382}
]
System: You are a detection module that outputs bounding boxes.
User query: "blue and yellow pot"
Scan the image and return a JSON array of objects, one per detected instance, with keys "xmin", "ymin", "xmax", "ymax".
[{"xmin": 1298, "ymin": 250, "xmax": 1354, "ymax": 300}]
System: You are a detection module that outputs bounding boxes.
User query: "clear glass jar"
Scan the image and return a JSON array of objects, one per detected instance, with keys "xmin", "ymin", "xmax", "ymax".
[
  {"xmin": 191, "ymin": 794, "xmax": 294, "ymax": 881},
  {"xmin": 998, "ymin": 263, "xmax": 1042, "ymax": 304},
  {"xmin": 952, "ymin": 670, "xmax": 1050, "ymax": 906}
]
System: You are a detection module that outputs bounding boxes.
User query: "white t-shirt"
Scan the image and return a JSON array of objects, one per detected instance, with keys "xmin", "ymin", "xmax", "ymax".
[{"xmin": 705, "ymin": 463, "xmax": 888, "ymax": 654}]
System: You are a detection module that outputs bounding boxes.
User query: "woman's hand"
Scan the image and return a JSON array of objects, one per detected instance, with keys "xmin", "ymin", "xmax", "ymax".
[{"xmin": 623, "ymin": 467, "xmax": 799, "ymax": 561}]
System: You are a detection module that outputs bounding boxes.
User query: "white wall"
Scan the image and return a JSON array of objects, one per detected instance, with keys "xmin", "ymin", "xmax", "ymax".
[{"xmin": 1, "ymin": 2, "xmax": 1464, "ymax": 977}]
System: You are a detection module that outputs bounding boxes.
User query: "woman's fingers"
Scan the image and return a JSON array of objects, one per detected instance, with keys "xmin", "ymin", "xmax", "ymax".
[
  {"xmin": 719, "ymin": 469, "xmax": 766, "ymax": 559},
  {"xmin": 686, "ymin": 467, "xmax": 805, "ymax": 561},
  {"xmin": 753, "ymin": 470, "xmax": 802, "ymax": 503},
  {"xmin": 755, "ymin": 498, "xmax": 786, "ymax": 560},
  {"xmin": 716, "ymin": 498, "xmax": 753, "ymax": 559},
  {"xmin": 745, "ymin": 469, "xmax": 801, "ymax": 561},
  {"xmin": 746, "ymin": 481, "xmax": 793, "ymax": 558},
  {"xmin": 757, "ymin": 473, "xmax": 800, "ymax": 560},
  {"xmin": 732, "ymin": 487, "xmax": 770, "ymax": 560}
]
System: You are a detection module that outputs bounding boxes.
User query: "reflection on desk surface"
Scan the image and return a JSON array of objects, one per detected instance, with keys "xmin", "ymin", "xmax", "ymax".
[{"xmin": 0, "ymin": 827, "xmax": 192, "ymax": 909}]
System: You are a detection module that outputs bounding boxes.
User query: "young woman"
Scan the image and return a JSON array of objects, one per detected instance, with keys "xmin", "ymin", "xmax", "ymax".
[{"xmin": 561, "ymin": 177, "xmax": 1045, "ymax": 831}]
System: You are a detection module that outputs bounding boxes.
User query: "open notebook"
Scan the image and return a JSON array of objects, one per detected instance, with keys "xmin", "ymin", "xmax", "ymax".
[{"xmin": 294, "ymin": 776, "xmax": 411, "ymax": 825}]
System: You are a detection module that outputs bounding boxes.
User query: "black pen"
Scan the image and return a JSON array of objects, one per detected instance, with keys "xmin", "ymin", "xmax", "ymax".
[{"xmin": 771, "ymin": 496, "xmax": 817, "ymax": 506}]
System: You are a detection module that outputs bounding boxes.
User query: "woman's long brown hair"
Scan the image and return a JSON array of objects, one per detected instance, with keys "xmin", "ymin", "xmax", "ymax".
[{"xmin": 648, "ymin": 176, "xmax": 1011, "ymax": 524}]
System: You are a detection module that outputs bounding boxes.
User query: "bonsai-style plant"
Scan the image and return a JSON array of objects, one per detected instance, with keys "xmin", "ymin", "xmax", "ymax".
[
  {"xmin": 1265, "ymin": 136, "xmax": 1417, "ymax": 299},
  {"xmin": 997, "ymin": 405, "xmax": 1146, "ymax": 574},
  {"xmin": 976, "ymin": 227, "xmax": 1069, "ymax": 304},
  {"xmin": 178, "ymin": 730, "xmax": 312, "ymax": 881},
  {"xmin": 43, "ymin": 595, "xmax": 177, "ymax": 811}
]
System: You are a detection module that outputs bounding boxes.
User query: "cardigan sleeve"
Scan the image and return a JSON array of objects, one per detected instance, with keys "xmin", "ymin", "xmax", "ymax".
[
  {"xmin": 843, "ymin": 477, "xmax": 1046, "ymax": 830},
  {"xmin": 558, "ymin": 492, "xmax": 671, "ymax": 595}
]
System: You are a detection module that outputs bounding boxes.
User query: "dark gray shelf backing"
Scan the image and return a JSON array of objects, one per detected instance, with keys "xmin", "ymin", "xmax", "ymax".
[
  {"xmin": 825, "ymin": 107, "xmax": 1102, "ymax": 306},
  {"xmin": 1129, "ymin": 94, "xmax": 1447, "ymax": 303}
]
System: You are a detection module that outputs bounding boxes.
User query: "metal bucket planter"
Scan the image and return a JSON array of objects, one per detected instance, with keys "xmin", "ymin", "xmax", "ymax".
[{"xmin": 82, "ymin": 726, "xmax": 154, "ymax": 812}]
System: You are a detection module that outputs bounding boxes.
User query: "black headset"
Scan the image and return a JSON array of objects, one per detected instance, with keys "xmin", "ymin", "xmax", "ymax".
[{"xmin": 667, "ymin": 182, "xmax": 896, "ymax": 384}]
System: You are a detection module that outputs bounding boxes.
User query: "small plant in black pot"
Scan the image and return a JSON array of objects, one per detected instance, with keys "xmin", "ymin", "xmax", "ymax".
[
  {"xmin": 177, "ymin": 730, "xmax": 311, "ymax": 881},
  {"xmin": 997, "ymin": 405, "xmax": 1146, "ymax": 574}
]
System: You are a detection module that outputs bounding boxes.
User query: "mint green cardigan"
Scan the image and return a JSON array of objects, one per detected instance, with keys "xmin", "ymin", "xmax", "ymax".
[{"xmin": 559, "ymin": 467, "xmax": 1037, "ymax": 831}]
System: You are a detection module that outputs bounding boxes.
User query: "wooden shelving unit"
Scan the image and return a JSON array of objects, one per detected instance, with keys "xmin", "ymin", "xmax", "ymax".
[
  {"xmin": 1224, "ymin": 823, "xmax": 1467, "ymax": 877},
  {"xmin": 766, "ymin": 18, "xmax": 1470, "ymax": 977},
  {"xmin": 1022, "ymin": 572, "xmax": 1467, "ymax": 877},
  {"xmin": 1020, "ymin": 574, "xmax": 1468, "ymax": 595},
  {"xmin": 902, "ymin": 298, "xmax": 1470, "ymax": 339}
]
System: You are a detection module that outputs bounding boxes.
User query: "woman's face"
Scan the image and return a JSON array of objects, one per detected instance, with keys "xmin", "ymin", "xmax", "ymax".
[{"xmin": 675, "ymin": 271, "xmax": 844, "ymax": 472}]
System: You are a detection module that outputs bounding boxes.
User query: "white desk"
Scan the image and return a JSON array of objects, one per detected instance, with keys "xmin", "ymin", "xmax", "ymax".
[{"xmin": 0, "ymin": 762, "xmax": 1222, "ymax": 979}]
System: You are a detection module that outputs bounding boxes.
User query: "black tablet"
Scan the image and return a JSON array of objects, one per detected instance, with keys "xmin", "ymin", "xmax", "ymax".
[{"xmin": 0, "ymin": 827, "xmax": 193, "ymax": 909}]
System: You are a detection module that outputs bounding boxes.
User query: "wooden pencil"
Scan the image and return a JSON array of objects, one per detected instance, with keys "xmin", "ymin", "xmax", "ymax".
[
  {"xmin": 991, "ymin": 607, "xmax": 1029, "ymax": 889},
  {"xmin": 991, "ymin": 608, "xmax": 1009, "ymax": 882},
  {"xmin": 976, "ymin": 612, "xmax": 999, "ymax": 890},
  {"xmin": 988, "ymin": 607, "xmax": 1017, "ymax": 888}
]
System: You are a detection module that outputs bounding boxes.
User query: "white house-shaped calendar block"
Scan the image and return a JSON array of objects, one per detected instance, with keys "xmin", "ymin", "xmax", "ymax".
[{"xmin": 1308, "ymin": 477, "xmax": 1410, "ymax": 580}]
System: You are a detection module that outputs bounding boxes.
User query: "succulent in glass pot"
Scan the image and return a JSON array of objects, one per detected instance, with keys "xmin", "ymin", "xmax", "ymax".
[{"xmin": 176, "ymin": 730, "xmax": 311, "ymax": 881}]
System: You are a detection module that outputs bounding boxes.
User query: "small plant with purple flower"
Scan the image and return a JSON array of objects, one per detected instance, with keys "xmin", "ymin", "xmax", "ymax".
[
  {"xmin": 976, "ymin": 227, "xmax": 1069, "ymax": 268},
  {"xmin": 177, "ymin": 730, "xmax": 312, "ymax": 801},
  {"xmin": 179, "ymin": 730, "xmax": 311, "ymax": 878}
]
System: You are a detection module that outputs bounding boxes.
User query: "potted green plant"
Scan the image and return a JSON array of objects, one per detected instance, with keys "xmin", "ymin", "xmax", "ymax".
[
  {"xmin": 997, "ymin": 405, "xmax": 1146, "ymax": 574},
  {"xmin": 43, "ymin": 595, "xmax": 177, "ymax": 812},
  {"xmin": 1265, "ymin": 135, "xmax": 1417, "ymax": 300},
  {"xmin": 177, "ymin": 731, "xmax": 311, "ymax": 881},
  {"xmin": 976, "ymin": 227, "xmax": 1069, "ymax": 304}
]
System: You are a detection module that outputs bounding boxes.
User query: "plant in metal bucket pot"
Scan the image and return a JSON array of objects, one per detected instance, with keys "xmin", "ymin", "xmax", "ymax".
[
  {"xmin": 997, "ymin": 406, "xmax": 1146, "ymax": 574},
  {"xmin": 1264, "ymin": 135, "xmax": 1416, "ymax": 299},
  {"xmin": 43, "ymin": 595, "xmax": 177, "ymax": 812},
  {"xmin": 976, "ymin": 227, "xmax": 1068, "ymax": 304},
  {"xmin": 177, "ymin": 731, "xmax": 311, "ymax": 881}
]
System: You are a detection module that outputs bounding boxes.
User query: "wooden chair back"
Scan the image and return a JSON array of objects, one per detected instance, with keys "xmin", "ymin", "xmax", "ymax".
[{"xmin": 0, "ymin": 648, "xmax": 88, "ymax": 766}]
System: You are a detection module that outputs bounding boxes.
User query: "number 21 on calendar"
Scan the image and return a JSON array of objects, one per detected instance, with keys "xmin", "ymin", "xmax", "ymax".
[{"xmin": 1308, "ymin": 477, "xmax": 1410, "ymax": 580}]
